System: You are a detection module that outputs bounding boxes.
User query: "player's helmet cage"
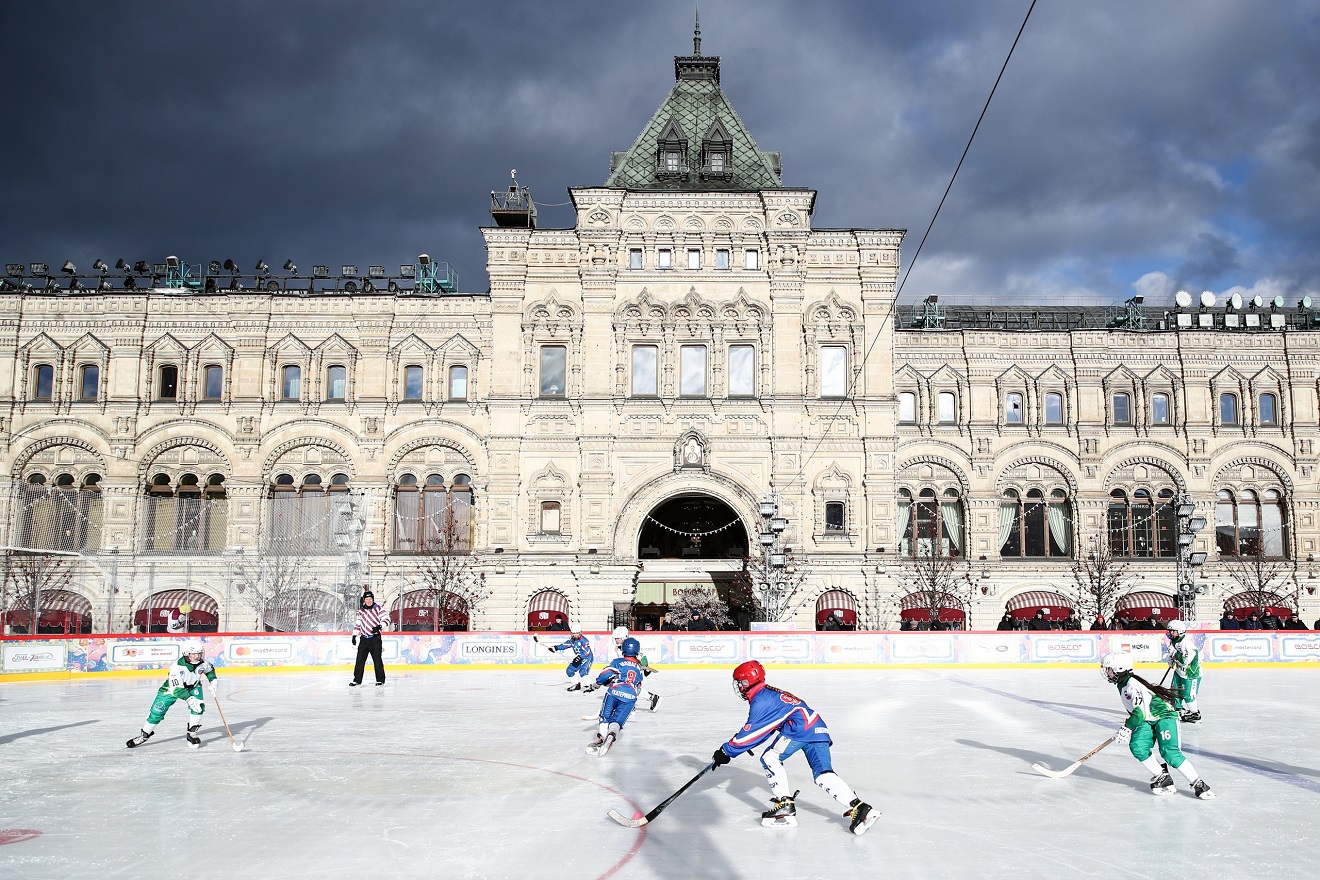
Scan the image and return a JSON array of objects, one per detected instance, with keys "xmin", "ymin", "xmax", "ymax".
[
  {"xmin": 620, "ymin": 637, "xmax": 641, "ymax": 658},
  {"xmin": 1166, "ymin": 619, "xmax": 1187, "ymax": 640},
  {"xmin": 1100, "ymin": 651, "xmax": 1134, "ymax": 683},
  {"xmin": 181, "ymin": 639, "xmax": 205, "ymax": 662},
  {"xmin": 732, "ymin": 660, "xmax": 766, "ymax": 700}
]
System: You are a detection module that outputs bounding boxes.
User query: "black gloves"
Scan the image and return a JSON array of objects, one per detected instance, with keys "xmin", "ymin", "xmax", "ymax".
[
  {"xmin": 711, "ymin": 747, "xmax": 731, "ymax": 768},
  {"xmin": 570, "ymin": 657, "xmax": 582, "ymax": 667},
  {"xmin": 352, "ymin": 635, "xmax": 358, "ymax": 646}
]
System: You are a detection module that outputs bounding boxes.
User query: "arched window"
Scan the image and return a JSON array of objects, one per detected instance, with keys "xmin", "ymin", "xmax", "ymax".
[
  {"xmin": 937, "ymin": 391, "xmax": 957, "ymax": 425},
  {"xmin": 1044, "ymin": 392, "xmax": 1063, "ymax": 425},
  {"xmin": 17, "ymin": 471, "xmax": 103, "ymax": 552},
  {"xmin": 898, "ymin": 392, "xmax": 916, "ymax": 425},
  {"xmin": 268, "ymin": 472, "xmax": 349, "ymax": 554},
  {"xmin": 1112, "ymin": 392, "xmax": 1132, "ymax": 425},
  {"xmin": 158, "ymin": 365, "xmax": 179, "ymax": 400},
  {"xmin": 1108, "ymin": 489, "xmax": 1176, "ymax": 558},
  {"xmin": 448, "ymin": 365, "xmax": 469, "ymax": 401},
  {"xmin": 32, "ymin": 364, "xmax": 54, "ymax": 401},
  {"xmin": 144, "ymin": 472, "xmax": 227, "ymax": 552},
  {"xmin": 79, "ymin": 364, "xmax": 100, "ymax": 401},
  {"xmin": 1151, "ymin": 393, "xmax": 1170, "ymax": 425},
  {"xmin": 392, "ymin": 473, "xmax": 474, "ymax": 552},
  {"xmin": 326, "ymin": 365, "xmax": 347, "ymax": 401},
  {"xmin": 999, "ymin": 488, "xmax": 1071, "ymax": 557},
  {"xmin": 1259, "ymin": 393, "xmax": 1278, "ymax": 426},
  {"xmin": 824, "ymin": 501, "xmax": 845, "ymax": 532},
  {"xmin": 281, "ymin": 365, "xmax": 301, "ymax": 400},
  {"xmin": 1005, "ymin": 392, "xmax": 1024, "ymax": 424},
  {"xmin": 1217, "ymin": 489, "xmax": 1287, "ymax": 558},
  {"xmin": 404, "ymin": 365, "xmax": 424, "ymax": 400},
  {"xmin": 1219, "ymin": 393, "xmax": 1239, "ymax": 426},
  {"xmin": 898, "ymin": 488, "xmax": 964, "ymax": 558}
]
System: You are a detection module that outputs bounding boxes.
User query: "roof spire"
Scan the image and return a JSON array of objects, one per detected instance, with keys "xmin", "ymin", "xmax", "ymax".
[{"xmin": 693, "ymin": 6, "xmax": 702, "ymax": 56}]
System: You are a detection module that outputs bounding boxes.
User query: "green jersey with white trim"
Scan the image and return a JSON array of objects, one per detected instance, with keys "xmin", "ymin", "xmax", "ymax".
[
  {"xmin": 1116, "ymin": 674, "xmax": 1177, "ymax": 728},
  {"xmin": 1168, "ymin": 638, "xmax": 1200, "ymax": 679},
  {"xmin": 159, "ymin": 656, "xmax": 217, "ymax": 698}
]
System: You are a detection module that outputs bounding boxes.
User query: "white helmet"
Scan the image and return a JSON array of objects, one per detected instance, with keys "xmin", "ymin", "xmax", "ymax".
[
  {"xmin": 181, "ymin": 639, "xmax": 205, "ymax": 661},
  {"xmin": 1101, "ymin": 651, "xmax": 1134, "ymax": 683},
  {"xmin": 612, "ymin": 626, "xmax": 628, "ymax": 641},
  {"xmin": 569, "ymin": 622, "xmax": 582, "ymax": 635},
  {"xmin": 1166, "ymin": 619, "xmax": 1187, "ymax": 639}
]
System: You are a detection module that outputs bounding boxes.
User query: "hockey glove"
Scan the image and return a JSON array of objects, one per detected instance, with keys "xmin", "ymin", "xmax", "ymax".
[
  {"xmin": 352, "ymin": 635, "xmax": 358, "ymax": 646},
  {"xmin": 186, "ymin": 696, "xmax": 205, "ymax": 714},
  {"xmin": 711, "ymin": 747, "xmax": 732, "ymax": 768},
  {"xmin": 570, "ymin": 657, "xmax": 583, "ymax": 668},
  {"xmin": 208, "ymin": 681, "xmax": 217, "ymax": 695},
  {"xmin": 1113, "ymin": 726, "xmax": 1132, "ymax": 744}
]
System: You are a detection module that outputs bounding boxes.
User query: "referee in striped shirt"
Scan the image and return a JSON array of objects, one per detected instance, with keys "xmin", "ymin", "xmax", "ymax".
[{"xmin": 350, "ymin": 591, "xmax": 387, "ymax": 686}]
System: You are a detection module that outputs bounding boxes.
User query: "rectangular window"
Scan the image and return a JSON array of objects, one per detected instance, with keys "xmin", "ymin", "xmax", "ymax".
[
  {"xmin": 79, "ymin": 365, "xmax": 99, "ymax": 401},
  {"xmin": 628, "ymin": 248, "xmax": 642, "ymax": 270},
  {"xmin": 658, "ymin": 248, "xmax": 672, "ymax": 269},
  {"xmin": 715, "ymin": 249, "xmax": 730, "ymax": 270},
  {"xmin": 404, "ymin": 365, "xmax": 424, "ymax": 401},
  {"xmin": 825, "ymin": 501, "xmax": 845, "ymax": 532},
  {"xmin": 1113, "ymin": 392, "xmax": 1131, "ymax": 424},
  {"xmin": 158, "ymin": 365, "xmax": 179, "ymax": 400},
  {"xmin": 744, "ymin": 249, "xmax": 759, "ymax": 270},
  {"xmin": 281, "ymin": 365, "xmax": 301, "ymax": 400},
  {"xmin": 326, "ymin": 365, "xmax": 346, "ymax": 401},
  {"xmin": 449, "ymin": 365, "xmax": 468, "ymax": 400},
  {"xmin": 680, "ymin": 345, "xmax": 707, "ymax": 397},
  {"xmin": 1219, "ymin": 392, "xmax": 1238, "ymax": 425},
  {"xmin": 708, "ymin": 151, "xmax": 726, "ymax": 173},
  {"xmin": 540, "ymin": 501, "xmax": 562, "ymax": 534},
  {"xmin": 203, "ymin": 365, "xmax": 223, "ymax": 400},
  {"xmin": 1151, "ymin": 393, "xmax": 1169, "ymax": 425},
  {"xmin": 33, "ymin": 364, "xmax": 53, "ymax": 401},
  {"xmin": 540, "ymin": 346, "xmax": 567, "ymax": 397},
  {"xmin": 1005, "ymin": 392, "xmax": 1023, "ymax": 424},
  {"xmin": 687, "ymin": 248, "xmax": 701, "ymax": 270},
  {"xmin": 1045, "ymin": 392, "xmax": 1063, "ymax": 425},
  {"xmin": 632, "ymin": 345, "xmax": 658, "ymax": 396},
  {"xmin": 938, "ymin": 391, "xmax": 956, "ymax": 424},
  {"xmin": 820, "ymin": 346, "xmax": 847, "ymax": 398},
  {"xmin": 664, "ymin": 151, "xmax": 681, "ymax": 173},
  {"xmin": 898, "ymin": 392, "xmax": 916, "ymax": 424},
  {"xmin": 728, "ymin": 345, "xmax": 755, "ymax": 397},
  {"xmin": 1260, "ymin": 393, "xmax": 1277, "ymax": 426}
]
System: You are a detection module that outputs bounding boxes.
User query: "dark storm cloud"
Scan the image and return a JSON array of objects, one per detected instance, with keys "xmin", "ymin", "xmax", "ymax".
[{"xmin": 3, "ymin": 0, "xmax": 1319, "ymax": 304}]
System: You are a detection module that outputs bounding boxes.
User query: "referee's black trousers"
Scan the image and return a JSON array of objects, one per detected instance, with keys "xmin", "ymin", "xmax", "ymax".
[{"xmin": 353, "ymin": 634, "xmax": 385, "ymax": 684}]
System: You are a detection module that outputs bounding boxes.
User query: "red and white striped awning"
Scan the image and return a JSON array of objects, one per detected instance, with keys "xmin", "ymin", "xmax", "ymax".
[
  {"xmin": 1223, "ymin": 591, "xmax": 1292, "ymax": 619},
  {"xmin": 1115, "ymin": 591, "xmax": 1177, "ymax": 620},
  {"xmin": 527, "ymin": 590, "xmax": 570, "ymax": 625},
  {"xmin": 815, "ymin": 589, "xmax": 858, "ymax": 625},
  {"xmin": 898, "ymin": 590, "xmax": 967, "ymax": 622},
  {"xmin": 1006, "ymin": 590, "xmax": 1072, "ymax": 620},
  {"xmin": 135, "ymin": 589, "xmax": 219, "ymax": 615},
  {"xmin": 18, "ymin": 589, "xmax": 92, "ymax": 615}
]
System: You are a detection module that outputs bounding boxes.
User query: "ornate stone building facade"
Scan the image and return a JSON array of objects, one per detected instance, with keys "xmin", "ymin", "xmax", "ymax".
[{"xmin": 2, "ymin": 39, "xmax": 1316, "ymax": 633}]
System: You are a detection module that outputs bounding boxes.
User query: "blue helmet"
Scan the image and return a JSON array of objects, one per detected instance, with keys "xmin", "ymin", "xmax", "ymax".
[{"xmin": 621, "ymin": 637, "xmax": 641, "ymax": 658}]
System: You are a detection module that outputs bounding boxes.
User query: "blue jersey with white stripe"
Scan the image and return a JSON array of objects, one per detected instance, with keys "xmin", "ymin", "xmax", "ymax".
[
  {"xmin": 723, "ymin": 685, "xmax": 831, "ymax": 757},
  {"xmin": 595, "ymin": 657, "xmax": 644, "ymax": 701},
  {"xmin": 553, "ymin": 635, "xmax": 593, "ymax": 664}
]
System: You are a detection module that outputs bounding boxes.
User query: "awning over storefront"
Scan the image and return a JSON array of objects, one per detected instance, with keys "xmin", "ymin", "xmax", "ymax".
[
  {"xmin": 898, "ymin": 590, "xmax": 966, "ymax": 622},
  {"xmin": 815, "ymin": 589, "xmax": 859, "ymax": 625},
  {"xmin": 1115, "ymin": 591, "xmax": 1178, "ymax": 622},
  {"xmin": 392, "ymin": 590, "xmax": 469, "ymax": 628},
  {"xmin": 633, "ymin": 581, "xmax": 715, "ymax": 605},
  {"xmin": 1006, "ymin": 590, "xmax": 1072, "ymax": 621},
  {"xmin": 263, "ymin": 589, "xmax": 345, "ymax": 632},
  {"xmin": 2, "ymin": 590, "xmax": 93, "ymax": 632},
  {"xmin": 527, "ymin": 589, "xmax": 570, "ymax": 629},
  {"xmin": 132, "ymin": 589, "xmax": 220, "ymax": 629},
  {"xmin": 1223, "ymin": 591, "xmax": 1293, "ymax": 619}
]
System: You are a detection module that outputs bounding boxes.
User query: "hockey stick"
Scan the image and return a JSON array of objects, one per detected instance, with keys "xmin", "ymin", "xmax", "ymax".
[
  {"xmin": 1031, "ymin": 737, "xmax": 1113, "ymax": 779},
  {"xmin": 211, "ymin": 690, "xmax": 244, "ymax": 753},
  {"xmin": 607, "ymin": 762, "xmax": 716, "ymax": 827}
]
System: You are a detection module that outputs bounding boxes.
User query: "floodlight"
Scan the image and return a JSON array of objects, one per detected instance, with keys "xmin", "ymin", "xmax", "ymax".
[
  {"xmin": 368, "ymin": 266, "xmax": 385, "ymax": 278},
  {"xmin": 115, "ymin": 259, "xmax": 129, "ymax": 272},
  {"xmin": 341, "ymin": 265, "xmax": 358, "ymax": 277},
  {"xmin": 30, "ymin": 263, "xmax": 48, "ymax": 275},
  {"xmin": 399, "ymin": 264, "xmax": 416, "ymax": 278},
  {"xmin": 283, "ymin": 259, "xmax": 297, "ymax": 274},
  {"xmin": 362, "ymin": 280, "xmax": 375, "ymax": 293},
  {"xmin": 1176, "ymin": 502, "xmax": 1195, "ymax": 518},
  {"xmin": 153, "ymin": 263, "xmax": 167, "ymax": 276},
  {"xmin": 1188, "ymin": 516, "xmax": 1207, "ymax": 533},
  {"xmin": 255, "ymin": 260, "xmax": 269, "ymax": 275},
  {"xmin": 1199, "ymin": 290, "xmax": 1216, "ymax": 308},
  {"xmin": 759, "ymin": 532, "xmax": 775, "ymax": 547},
  {"xmin": 343, "ymin": 280, "xmax": 358, "ymax": 292},
  {"xmin": 166, "ymin": 256, "xmax": 180, "ymax": 269},
  {"xmin": 1228, "ymin": 292, "xmax": 1242, "ymax": 310},
  {"xmin": 124, "ymin": 276, "xmax": 136, "ymax": 289},
  {"xmin": 134, "ymin": 260, "xmax": 151, "ymax": 274},
  {"xmin": 312, "ymin": 265, "xmax": 330, "ymax": 278},
  {"xmin": 1252, "ymin": 295, "xmax": 1264, "ymax": 308},
  {"xmin": 1131, "ymin": 295, "xmax": 1144, "ymax": 305},
  {"xmin": 418, "ymin": 253, "xmax": 432, "ymax": 266},
  {"xmin": 1188, "ymin": 551, "xmax": 1208, "ymax": 567},
  {"xmin": 92, "ymin": 259, "xmax": 108, "ymax": 273},
  {"xmin": 61, "ymin": 261, "xmax": 77, "ymax": 275},
  {"xmin": 1303, "ymin": 296, "xmax": 1314, "ymax": 310},
  {"xmin": 387, "ymin": 281, "xmax": 400, "ymax": 292},
  {"xmin": 1273, "ymin": 295, "xmax": 1284, "ymax": 308},
  {"xmin": 1174, "ymin": 290, "xmax": 1192, "ymax": 308},
  {"xmin": 5, "ymin": 264, "xmax": 22, "ymax": 277},
  {"xmin": 223, "ymin": 259, "xmax": 238, "ymax": 273},
  {"xmin": 770, "ymin": 515, "xmax": 788, "ymax": 533},
  {"xmin": 208, "ymin": 260, "xmax": 221, "ymax": 275}
]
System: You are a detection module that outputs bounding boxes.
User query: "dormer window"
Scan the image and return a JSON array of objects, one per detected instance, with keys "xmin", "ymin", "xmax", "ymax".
[
  {"xmin": 655, "ymin": 118, "xmax": 690, "ymax": 180},
  {"xmin": 700, "ymin": 118, "xmax": 733, "ymax": 181}
]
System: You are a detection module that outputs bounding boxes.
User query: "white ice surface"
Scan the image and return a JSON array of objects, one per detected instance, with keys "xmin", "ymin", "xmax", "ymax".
[{"xmin": 1, "ymin": 667, "xmax": 1318, "ymax": 879}]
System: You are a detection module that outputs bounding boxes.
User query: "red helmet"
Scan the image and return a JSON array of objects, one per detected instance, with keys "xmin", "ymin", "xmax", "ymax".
[{"xmin": 732, "ymin": 661, "xmax": 766, "ymax": 700}]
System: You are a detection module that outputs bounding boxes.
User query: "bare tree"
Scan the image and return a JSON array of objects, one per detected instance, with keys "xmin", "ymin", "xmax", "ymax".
[
  {"xmin": 404, "ymin": 508, "xmax": 491, "ymax": 631},
  {"xmin": 231, "ymin": 544, "xmax": 307, "ymax": 631},
  {"xmin": 1218, "ymin": 549, "xmax": 1299, "ymax": 615},
  {"xmin": 891, "ymin": 552, "xmax": 979, "ymax": 630},
  {"xmin": 663, "ymin": 586, "xmax": 735, "ymax": 630},
  {"xmin": 1062, "ymin": 534, "xmax": 1142, "ymax": 625},
  {"xmin": 734, "ymin": 550, "xmax": 809, "ymax": 624},
  {"xmin": 2, "ymin": 551, "xmax": 76, "ymax": 633}
]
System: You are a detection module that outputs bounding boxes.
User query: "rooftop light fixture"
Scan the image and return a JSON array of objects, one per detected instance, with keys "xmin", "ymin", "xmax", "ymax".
[
  {"xmin": 283, "ymin": 259, "xmax": 297, "ymax": 275},
  {"xmin": 61, "ymin": 261, "xmax": 77, "ymax": 275},
  {"xmin": 255, "ymin": 260, "xmax": 269, "ymax": 275}
]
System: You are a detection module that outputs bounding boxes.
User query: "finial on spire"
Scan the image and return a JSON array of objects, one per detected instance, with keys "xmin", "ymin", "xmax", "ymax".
[{"xmin": 694, "ymin": 6, "xmax": 702, "ymax": 56}]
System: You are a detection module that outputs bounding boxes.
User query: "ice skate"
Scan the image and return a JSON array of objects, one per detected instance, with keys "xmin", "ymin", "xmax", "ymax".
[
  {"xmin": 566, "ymin": 682, "xmax": 582, "ymax": 692},
  {"xmin": 648, "ymin": 693, "xmax": 661, "ymax": 712},
  {"xmin": 761, "ymin": 792, "xmax": 798, "ymax": 828},
  {"xmin": 1192, "ymin": 779, "xmax": 1216, "ymax": 800},
  {"xmin": 586, "ymin": 732, "xmax": 615, "ymax": 756},
  {"xmin": 126, "ymin": 729, "xmax": 154, "ymax": 749},
  {"xmin": 186, "ymin": 724, "xmax": 202, "ymax": 749},
  {"xmin": 845, "ymin": 799, "xmax": 879, "ymax": 835},
  {"xmin": 1180, "ymin": 710, "xmax": 1201, "ymax": 723},
  {"xmin": 1149, "ymin": 772, "xmax": 1175, "ymax": 795}
]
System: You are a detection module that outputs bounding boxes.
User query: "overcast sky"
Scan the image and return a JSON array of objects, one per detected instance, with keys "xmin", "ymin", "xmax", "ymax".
[{"xmin": 4, "ymin": 1, "xmax": 1319, "ymax": 305}]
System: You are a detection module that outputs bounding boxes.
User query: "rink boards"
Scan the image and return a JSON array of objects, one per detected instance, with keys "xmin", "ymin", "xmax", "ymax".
[{"xmin": 3, "ymin": 629, "xmax": 1320, "ymax": 678}]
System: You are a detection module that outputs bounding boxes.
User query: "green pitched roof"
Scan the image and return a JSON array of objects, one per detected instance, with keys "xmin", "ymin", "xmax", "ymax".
[{"xmin": 606, "ymin": 52, "xmax": 783, "ymax": 192}]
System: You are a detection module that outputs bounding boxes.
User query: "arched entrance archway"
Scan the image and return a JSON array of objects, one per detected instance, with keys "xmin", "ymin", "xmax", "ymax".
[{"xmin": 637, "ymin": 494, "xmax": 749, "ymax": 560}]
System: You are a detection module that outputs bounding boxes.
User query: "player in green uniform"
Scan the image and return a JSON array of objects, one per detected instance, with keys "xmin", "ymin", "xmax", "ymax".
[
  {"xmin": 1165, "ymin": 620, "xmax": 1202, "ymax": 723},
  {"xmin": 1101, "ymin": 651, "xmax": 1214, "ymax": 799},
  {"xmin": 126, "ymin": 639, "xmax": 218, "ymax": 749},
  {"xmin": 605, "ymin": 626, "xmax": 659, "ymax": 711}
]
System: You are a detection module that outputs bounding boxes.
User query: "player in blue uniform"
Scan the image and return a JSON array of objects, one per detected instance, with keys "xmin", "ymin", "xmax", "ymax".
[
  {"xmin": 583, "ymin": 637, "xmax": 645, "ymax": 755},
  {"xmin": 549, "ymin": 623, "xmax": 594, "ymax": 691},
  {"xmin": 710, "ymin": 660, "xmax": 878, "ymax": 834}
]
